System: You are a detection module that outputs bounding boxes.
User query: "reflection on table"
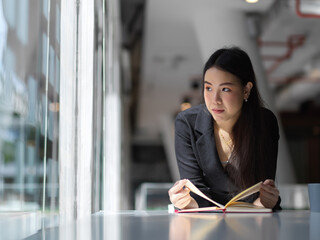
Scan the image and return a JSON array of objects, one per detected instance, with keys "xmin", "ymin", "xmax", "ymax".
[
  {"xmin": 0, "ymin": 210, "xmax": 319, "ymax": 239},
  {"xmin": 169, "ymin": 212, "xmax": 280, "ymax": 240}
]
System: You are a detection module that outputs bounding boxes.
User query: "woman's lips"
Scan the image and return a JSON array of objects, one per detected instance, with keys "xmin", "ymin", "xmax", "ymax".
[{"xmin": 212, "ymin": 109, "xmax": 224, "ymax": 114}]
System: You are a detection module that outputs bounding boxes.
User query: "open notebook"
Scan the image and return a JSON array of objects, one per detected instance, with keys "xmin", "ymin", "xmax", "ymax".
[{"xmin": 176, "ymin": 180, "xmax": 272, "ymax": 213}]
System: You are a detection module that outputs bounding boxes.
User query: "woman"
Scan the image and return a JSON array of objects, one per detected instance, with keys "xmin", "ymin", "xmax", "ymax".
[{"xmin": 168, "ymin": 47, "xmax": 281, "ymax": 210}]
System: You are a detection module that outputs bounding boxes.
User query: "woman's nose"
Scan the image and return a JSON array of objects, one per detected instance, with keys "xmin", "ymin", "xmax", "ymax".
[{"xmin": 213, "ymin": 92, "xmax": 222, "ymax": 104}]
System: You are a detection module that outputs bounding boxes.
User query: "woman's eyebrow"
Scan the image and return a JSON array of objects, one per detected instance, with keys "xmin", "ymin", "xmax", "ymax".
[
  {"xmin": 204, "ymin": 81, "xmax": 235, "ymax": 86},
  {"xmin": 219, "ymin": 82, "xmax": 234, "ymax": 86}
]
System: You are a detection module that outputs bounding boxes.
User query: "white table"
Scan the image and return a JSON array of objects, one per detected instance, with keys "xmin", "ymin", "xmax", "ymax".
[{"xmin": 1, "ymin": 210, "xmax": 319, "ymax": 239}]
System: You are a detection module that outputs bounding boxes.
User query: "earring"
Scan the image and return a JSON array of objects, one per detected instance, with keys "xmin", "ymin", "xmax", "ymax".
[{"xmin": 245, "ymin": 92, "xmax": 250, "ymax": 102}]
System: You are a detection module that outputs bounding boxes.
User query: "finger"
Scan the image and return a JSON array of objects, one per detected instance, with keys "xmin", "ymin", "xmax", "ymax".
[
  {"xmin": 260, "ymin": 184, "xmax": 279, "ymax": 196},
  {"xmin": 260, "ymin": 189, "xmax": 279, "ymax": 208},
  {"xmin": 176, "ymin": 195, "xmax": 192, "ymax": 207},
  {"xmin": 260, "ymin": 190, "xmax": 278, "ymax": 204},
  {"xmin": 172, "ymin": 181, "xmax": 179, "ymax": 187},
  {"xmin": 260, "ymin": 191, "xmax": 276, "ymax": 202},
  {"xmin": 176, "ymin": 198, "xmax": 191, "ymax": 209},
  {"xmin": 263, "ymin": 179, "xmax": 275, "ymax": 187},
  {"xmin": 260, "ymin": 186, "xmax": 279, "ymax": 198},
  {"xmin": 260, "ymin": 194, "xmax": 278, "ymax": 208},
  {"xmin": 260, "ymin": 190, "xmax": 278, "ymax": 202},
  {"xmin": 261, "ymin": 185, "xmax": 276, "ymax": 193},
  {"xmin": 169, "ymin": 188, "xmax": 191, "ymax": 204},
  {"xmin": 168, "ymin": 179, "xmax": 188, "ymax": 195},
  {"xmin": 171, "ymin": 191, "xmax": 192, "ymax": 208},
  {"xmin": 170, "ymin": 188, "xmax": 191, "ymax": 201}
]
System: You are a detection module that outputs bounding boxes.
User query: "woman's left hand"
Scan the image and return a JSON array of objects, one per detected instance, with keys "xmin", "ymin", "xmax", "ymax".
[{"xmin": 258, "ymin": 179, "xmax": 279, "ymax": 209}]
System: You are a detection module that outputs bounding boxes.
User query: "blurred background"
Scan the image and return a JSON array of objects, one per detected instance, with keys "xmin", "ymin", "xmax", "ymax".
[{"xmin": 0, "ymin": 0, "xmax": 319, "ymax": 218}]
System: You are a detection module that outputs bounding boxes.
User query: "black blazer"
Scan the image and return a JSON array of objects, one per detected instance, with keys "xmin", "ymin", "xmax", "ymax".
[{"xmin": 175, "ymin": 104, "xmax": 280, "ymax": 208}]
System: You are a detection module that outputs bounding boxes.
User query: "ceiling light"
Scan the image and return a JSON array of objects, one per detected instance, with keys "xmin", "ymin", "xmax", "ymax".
[{"xmin": 246, "ymin": 0, "xmax": 259, "ymax": 3}]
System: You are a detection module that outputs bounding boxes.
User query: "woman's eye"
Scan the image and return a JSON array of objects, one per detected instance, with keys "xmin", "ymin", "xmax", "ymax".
[
  {"xmin": 222, "ymin": 88, "xmax": 231, "ymax": 92},
  {"xmin": 205, "ymin": 87, "xmax": 212, "ymax": 91}
]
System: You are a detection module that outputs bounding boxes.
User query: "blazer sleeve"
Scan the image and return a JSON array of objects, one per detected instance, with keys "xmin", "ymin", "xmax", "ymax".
[
  {"xmin": 264, "ymin": 109, "xmax": 280, "ymax": 180},
  {"xmin": 263, "ymin": 108, "xmax": 282, "ymax": 211},
  {"xmin": 175, "ymin": 112, "xmax": 214, "ymax": 207}
]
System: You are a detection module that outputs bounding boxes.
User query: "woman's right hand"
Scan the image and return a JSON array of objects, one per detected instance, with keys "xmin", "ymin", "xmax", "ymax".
[{"xmin": 168, "ymin": 179, "xmax": 198, "ymax": 209}]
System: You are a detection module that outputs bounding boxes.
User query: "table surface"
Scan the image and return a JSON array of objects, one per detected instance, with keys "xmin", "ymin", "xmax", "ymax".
[{"xmin": 1, "ymin": 210, "xmax": 319, "ymax": 240}]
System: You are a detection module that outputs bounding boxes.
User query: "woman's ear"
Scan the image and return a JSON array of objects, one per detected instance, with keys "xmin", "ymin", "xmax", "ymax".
[{"xmin": 244, "ymin": 82, "xmax": 253, "ymax": 100}]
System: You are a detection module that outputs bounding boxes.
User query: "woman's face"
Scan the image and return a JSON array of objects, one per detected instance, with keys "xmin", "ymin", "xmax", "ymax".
[{"xmin": 204, "ymin": 67, "xmax": 252, "ymax": 127}]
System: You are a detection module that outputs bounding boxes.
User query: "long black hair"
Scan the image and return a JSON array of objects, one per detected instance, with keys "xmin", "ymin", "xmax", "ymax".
[{"xmin": 203, "ymin": 46, "xmax": 267, "ymax": 191}]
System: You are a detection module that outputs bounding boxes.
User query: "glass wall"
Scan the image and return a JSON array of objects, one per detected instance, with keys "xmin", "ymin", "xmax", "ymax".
[
  {"xmin": 0, "ymin": 0, "xmax": 60, "ymax": 212},
  {"xmin": 0, "ymin": 0, "xmax": 128, "ymax": 218},
  {"xmin": 92, "ymin": 0, "xmax": 105, "ymax": 212}
]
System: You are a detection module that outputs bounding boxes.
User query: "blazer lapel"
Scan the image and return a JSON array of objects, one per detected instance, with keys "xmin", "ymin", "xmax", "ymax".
[{"xmin": 194, "ymin": 105, "xmax": 231, "ymax": 191}]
